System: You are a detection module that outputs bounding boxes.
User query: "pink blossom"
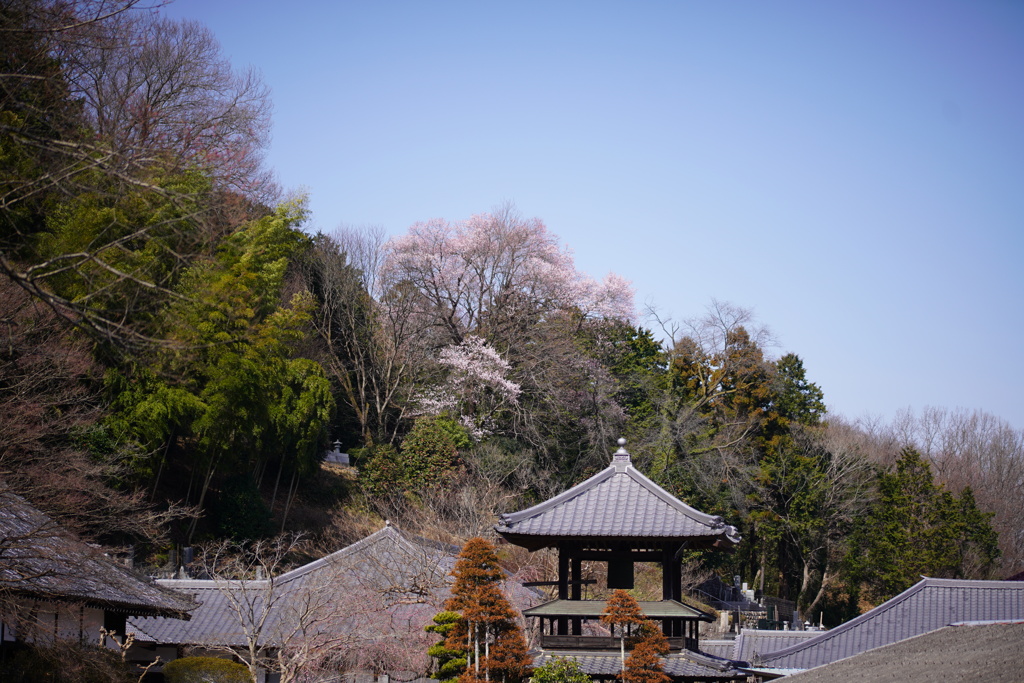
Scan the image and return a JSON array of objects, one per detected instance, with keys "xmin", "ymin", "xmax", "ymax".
[{"xmin": 384, "ymin": 210, "xmax": 635, "ymax": 340}]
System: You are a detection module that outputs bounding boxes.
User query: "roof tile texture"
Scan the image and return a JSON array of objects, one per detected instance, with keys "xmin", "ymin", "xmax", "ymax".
[
  {"xmin": 756, "ymin": 578, "xmax": 1024, "ymax": 671},
  {"xmin": 535, "ymin": 650, "xmax": 745, "ymax": 678},
  {"xmin": 0, "ymin": 488, "xmax": 195, "ymax": 616},
  {"xmin": 778, "ymin": 621, "xmax": 1024, "ymax": 683},
  {"xmin": 496, "ymin": 456, "xmax": 740, "ymax": 545}
]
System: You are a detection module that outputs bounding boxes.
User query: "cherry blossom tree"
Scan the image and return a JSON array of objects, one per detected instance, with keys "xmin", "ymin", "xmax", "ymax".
[
  {"xmin": 416, "ymin": 336, "xmax": 522, "ymax": 439},
  {"xmin": 384, "ymin": 204, "xmax": 634, "ymax": 348}
]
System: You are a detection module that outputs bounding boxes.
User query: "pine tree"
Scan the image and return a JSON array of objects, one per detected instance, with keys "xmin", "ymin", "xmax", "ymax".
[
  {"xmin": 601, "ymin": 590, "xmax": 647, "ymax": 674},
  {"xmin": 622, "ymin": 621, "xmax": 670, "ymax": 683},
  {"xmin": 426, "ymin": 611, "xmax": 468, "ymax": 681},
  {"xmin": 848, "ymin": 448, "xmax": 1002, "ymax": 603},
  {"xmin": 442, "ymin": 538, "xmax": 532, "ymax": 683}
]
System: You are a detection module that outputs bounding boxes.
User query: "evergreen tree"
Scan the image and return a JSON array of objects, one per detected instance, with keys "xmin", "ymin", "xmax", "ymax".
[
  {"xmin": 442, "ymin": 538, "xmax": 532, "ymax": 683},
  {"xmin": 601, "ymin": 589, "xmax": 646, "ymax": 673},
  {"xmin": 426, "ymin": 611, "xmax": 467, "ymax": 681},
  {"xmin": 848, "ymin": 448, "xmax": 1001, "ymax": 603},
  {"xmin": 622, "ymin": 621, "xmax": 670, "ymax": 683},
  {"xmin": 773, "ymin": 354, "xmax": 826, "ymax": 426}
]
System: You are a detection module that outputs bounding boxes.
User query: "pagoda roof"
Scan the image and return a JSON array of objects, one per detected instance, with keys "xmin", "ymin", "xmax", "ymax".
[{"xmin": 495, "ymin": 441, "xmax": 740, "ymax": 550}]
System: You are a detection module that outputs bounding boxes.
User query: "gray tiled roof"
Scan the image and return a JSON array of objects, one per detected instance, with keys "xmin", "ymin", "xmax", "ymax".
[
  {"xmin": 0, "ymin": 487, "xmax": 196, "ymax": 617},
  {"xmin": 701, "ymin": 629, "xmax": 821, "ymax": 662},
  {"xmin": 775, "ymin": 621, "xmax": 1024, "ymax": 683},
  {"xmin": 731, "ymin": 628, "xmax": 821, "ymax": 661},
  {"xmin": 751, "ymin": 578, "xmax": 1024, "ymax": 672},
  {"xmin": 696, "ymin": 640, "xmax": 735, "ymax": 659},
  {"xmin": 535, "ymin": 649, "xmax": 746, "ymax": 680},
  {"xmin": 129, "ymin": 525, "xmax": 464, "ymax": 648},
  {"xmin": 496, "ymin": 446, "xmax": 740, "ymax": 548},
  {"xmin": 129, "ymin": 580, "xmax": 265, "ymax": 647}
]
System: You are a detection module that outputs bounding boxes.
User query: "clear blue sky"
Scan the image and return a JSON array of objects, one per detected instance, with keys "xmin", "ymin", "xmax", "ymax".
[{"xmin": 162, "ymin": 0, "xmax": 1024, "ymax": 430}]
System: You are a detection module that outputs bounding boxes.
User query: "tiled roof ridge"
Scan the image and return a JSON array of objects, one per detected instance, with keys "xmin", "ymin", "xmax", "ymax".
[
  {"xmin": 496, "ymin": 460, "xmax": 737, "ymax": 539},
  {"xmin": 756, "ymin": 577, "xmax": 1024, "ymax": 665},
  {"xmin": 275, "ymin": 523, "xmax": 455, "ymax": 585},
  {"xmin": 949, "ymin": 618, "xmax": 1024, "ymax": 626},
  {"xmin": 157, "ymin": 578, "xmax": 270, "ymax": 589},
  {"xmin": 623, "ymin": 464, "xmax": 729, "ymax": 530},
  {"xmin": 275, "ymin": 525, "xmax": 412, "ymax": 583},
  {"xmin": 497, "ymin": 467, "xmax": 617, "ymax": 526}
]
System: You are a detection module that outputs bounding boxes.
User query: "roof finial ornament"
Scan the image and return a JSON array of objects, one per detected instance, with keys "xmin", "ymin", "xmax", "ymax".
[{"xmin": 612, "ymin": 437, "xmax": 630, "ymax": 469}]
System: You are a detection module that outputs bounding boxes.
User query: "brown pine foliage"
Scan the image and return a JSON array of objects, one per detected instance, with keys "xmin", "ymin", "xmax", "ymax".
[
  {"xmin": 443, "ymin": 537, "xmax": 532, "ymax": 683},
  {"xmin": 601, "ymin": 589, "xmax": 646, "ymax": 633},
  {"xmin": 484, "ymin": 626, "xmax": 533, "ymax": 683},
  {"xmin": 622, "ymin": 621, "xmax": 670, "ymax": 683}
]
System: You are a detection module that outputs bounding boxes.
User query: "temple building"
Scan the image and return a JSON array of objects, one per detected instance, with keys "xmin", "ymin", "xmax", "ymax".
[{"xmin": 495, "ymin": 439, "xmax": 747, "ymax": 681}]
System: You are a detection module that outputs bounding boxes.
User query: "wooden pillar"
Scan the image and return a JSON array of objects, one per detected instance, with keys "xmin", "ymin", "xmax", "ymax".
[
  {"xmin": 671, "ymin": 555, "xmax": 682, "ymax": 601},
  {"xmin": 661, "ymin": 548, "xmax": 673, "ymax": 601},
  {"xmin": 571, "ymin": 557, "xmax": 582, "ymax": 635},
  {"xmin": 557, "ymin": 545, "xmax": 569, "ymax": 635}
]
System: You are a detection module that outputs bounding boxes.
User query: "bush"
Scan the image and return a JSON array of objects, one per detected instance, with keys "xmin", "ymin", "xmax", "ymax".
[
  {"xmin": 360, "ymin": 417, "xmax": 468, "ymax": 498},
  {"xmin": 163, "ymin": 656, "xmax": 252, "ymax": 683},
  {"xmin": 400, "ymin": 416, "xmax": 466, "ymax": 491},
  {"xmin": 0, "ymin": 641, "xmax": 134, "ymax": 683},
  {"xmin": 359, "ymin": 443, "xmax": 403, "ymax": 498},
  {"xmin": 530, "ymin": 657, "xmax": 590, "ymax": 683}
]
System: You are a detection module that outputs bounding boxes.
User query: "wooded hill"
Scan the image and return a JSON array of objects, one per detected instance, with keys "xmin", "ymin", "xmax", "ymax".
[{"xmin": 2, "ymin": 0, "xmax": 1021, "ymax": 627}]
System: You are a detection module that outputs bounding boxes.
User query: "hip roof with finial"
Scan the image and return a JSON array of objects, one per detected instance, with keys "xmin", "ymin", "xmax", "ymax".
[{"xmin": 495, "ymin": 439, "xmax": 741, "ymax": 550}]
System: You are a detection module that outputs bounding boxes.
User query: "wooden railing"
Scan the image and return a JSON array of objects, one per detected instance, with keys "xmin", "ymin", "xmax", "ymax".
[{"xmin": 539, "ymin": 635, "xmax": 696, "ymax": 651}]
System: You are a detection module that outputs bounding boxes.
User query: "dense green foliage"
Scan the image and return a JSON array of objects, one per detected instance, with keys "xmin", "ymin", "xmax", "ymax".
[
  {"xmin": 847, "ymin": 448, "xmax": 1001, "ymax": 603},
  {"xmin": 425, "ymin": 611, "xmax": 468, "ymax": 681},
  {"xmin": 530, "ymin": 657, "xmax": 591, "ymax": 683}
]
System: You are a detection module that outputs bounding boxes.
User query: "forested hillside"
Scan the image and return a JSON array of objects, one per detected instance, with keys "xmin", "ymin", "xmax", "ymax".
[{"xmin": 2, "ymin": 0, "xmax": 1022, "ymax": 627}]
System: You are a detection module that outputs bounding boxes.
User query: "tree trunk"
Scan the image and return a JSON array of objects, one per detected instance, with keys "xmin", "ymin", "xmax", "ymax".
[
  {"xmin": 280, "ymin": 469, "xmax": 299, "ymax": 534},
  {"xmin": 800, "ymin": 557, "xmax": 812, "ymax": 603},
  {"xmin": 806, "ymin": 567, "xmax": 830, "ymax": 618},
  {"xmin": 187, "ymin": 458, "xmax": 218, "ymax": 542},
  {"xmin": 151, "ymin": 433, "xmax": 174, "ymax": 500}
]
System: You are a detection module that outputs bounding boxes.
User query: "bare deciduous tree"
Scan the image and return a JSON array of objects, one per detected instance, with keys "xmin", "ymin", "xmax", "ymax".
[
  {"xmin": 0, "ymin": 277, "xmax": 194, "ymax": 543},
  {"xmin": 195, "ymin": 531, "xmax": 446, "ymax": 682},
  {"xmin": 1, "ymin": 0, "xmax": 274, "ymax": 349},
  {"xmin": 56, "ymin": 10, "xmax": 275, "ymax": 200},
  {"xmin": 299, "ymin": 228, "xmax": 421, "ymax": 445}
]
